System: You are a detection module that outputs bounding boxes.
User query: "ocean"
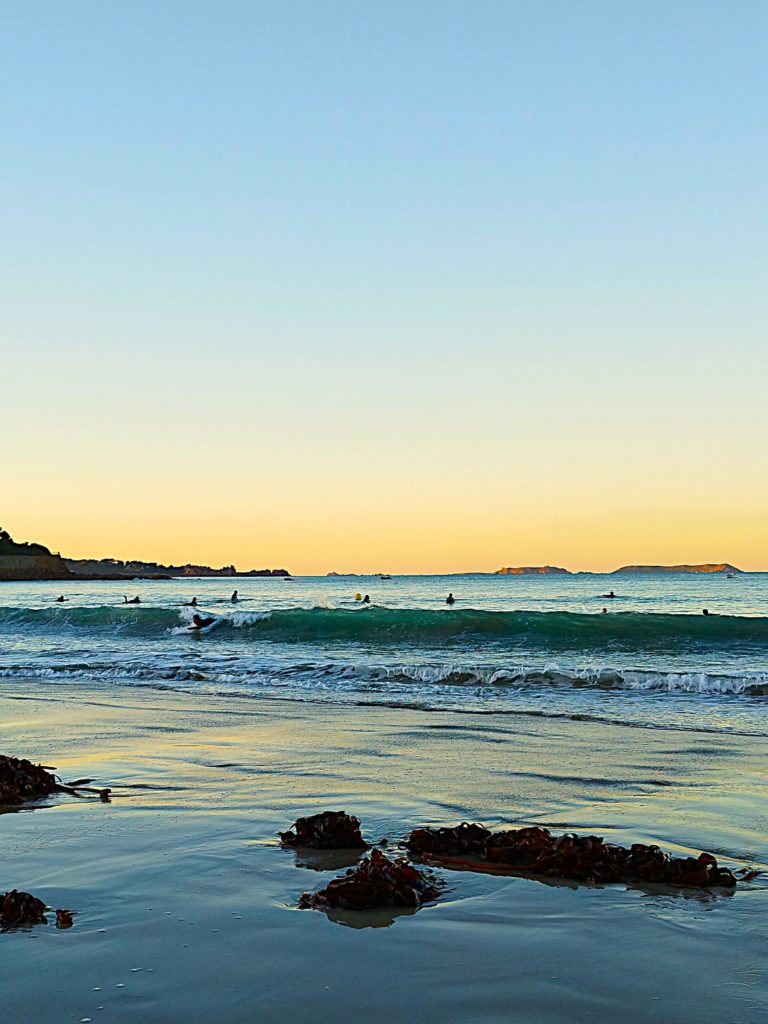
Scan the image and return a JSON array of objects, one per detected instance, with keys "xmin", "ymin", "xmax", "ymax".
[{"xmin": 1, "ymin": 572, "xmax": 766, "ymax": 737}]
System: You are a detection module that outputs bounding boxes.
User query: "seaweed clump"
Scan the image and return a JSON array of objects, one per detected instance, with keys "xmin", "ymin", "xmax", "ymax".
[
  {"xmin": 0, "ymin": 890, "xmax": 75, "ymax": 931},
  {"xmin": 0, "ymin": 755, "xmax": 111, "ymax": 806},
  {"xmin": 280, "ymin": 811, "xmax": 369, "ymax": 849},
  {"xmin": 0, "ymin": 756, "xmax": 59, "ymax": 805},
  {"xmin": 407, "ymin": 824, "xmax": 738, "ymax": 889},
  {"xmin": 0, "ymin": 890, "xmax": 48, "ymax": 931},
  {"xmin": 299, "ymin": 848, "xmax": 442, "ymax": 910}
]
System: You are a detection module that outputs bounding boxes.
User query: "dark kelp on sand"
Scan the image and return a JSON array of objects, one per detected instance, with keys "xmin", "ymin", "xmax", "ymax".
[
  {"xmin": 407, "ymin": 823, "xmax": 739, "ymax": 888},
  {"xmin": 280, "ymin": 810, "xmax": 369, "ymax": 850},
  {"xmin": 298, "ymin": 849, "xmax": 443, "ymax": 911},
  {"xmin": 0, "ymin": 890, "xmax": 74, "ymax": 932},
  {"xmin": 283, "ymin": 812, "xmax": 741, "ymax": 917},
  {"xmin": 0, "ymin": 755, "xmax": 111, "ymax": 806}
]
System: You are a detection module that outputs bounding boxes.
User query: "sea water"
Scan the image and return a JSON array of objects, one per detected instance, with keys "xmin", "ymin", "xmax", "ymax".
[{"xmin": 0, "ymin": 573, "xmax": 766, "ymax": 736}]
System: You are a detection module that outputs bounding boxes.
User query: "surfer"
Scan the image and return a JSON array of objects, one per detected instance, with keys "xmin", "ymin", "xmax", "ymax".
[
  {"xmin": 123, "ymin": 596, "xmax": 141, "ymax": 604},
  {"xmin": 184, "ymin": 597, "xmax": 198, "ymax": 607},
  {"xmin": 602, "ymin": 591, "xmax": 616, "ymax": 599},
  {"xmin": 362, "ymin": 594, "xmax": 371, "ymax": 604},
  {"xmin": 190, "ymin": 614, "xmax": 216, "ymax": 630},
  {"xmin": 231, "ymin": 590, "xmax": 238, "ymax": 603},
  {"xmin": 55, "ymin": 595, "xmax": 67, "ymax": 602},
  {"xmin": 446, "ymin": 593, "xmax": 455, "ymax": 605}
]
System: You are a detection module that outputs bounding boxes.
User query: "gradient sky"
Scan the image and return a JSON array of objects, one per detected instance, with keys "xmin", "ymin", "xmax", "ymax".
[{"xmin": 2, "ymin": 1, "xmax": 766, "ymax": 574}]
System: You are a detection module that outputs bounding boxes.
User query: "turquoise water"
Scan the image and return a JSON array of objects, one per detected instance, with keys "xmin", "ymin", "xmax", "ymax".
[{"xmin": 1, "ymin": 573, "xmax": 766, "ymax": 734}]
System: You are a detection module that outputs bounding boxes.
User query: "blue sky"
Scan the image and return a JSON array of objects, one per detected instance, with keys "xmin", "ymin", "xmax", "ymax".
[{"xmin": 2, "ymin": 2, "xmax": 766, "ymax": 571}]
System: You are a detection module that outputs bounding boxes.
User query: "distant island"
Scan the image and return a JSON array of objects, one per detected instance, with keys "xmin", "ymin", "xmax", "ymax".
[
  {"xmin": 495, "ymin": 566, "xmax": 570, "ymax": 575},
  {"xmin": 610, "ymin": 563, "xmax": 743, "ymax": 575},
  {"xmin": 494, "ymin": 563, "xmax": 744, "ymax": 576},
  {"xmin": 0, "ymin": 529, "xmax": 290, "ymax": 581}
]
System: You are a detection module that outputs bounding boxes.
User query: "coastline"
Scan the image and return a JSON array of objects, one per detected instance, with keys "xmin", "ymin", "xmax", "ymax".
[{"xmin": 1, "ymin": 681, "xmax": 765, "ymax": 1023}]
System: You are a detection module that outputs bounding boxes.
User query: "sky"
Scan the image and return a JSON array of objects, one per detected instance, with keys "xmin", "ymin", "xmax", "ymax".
[{"xmin": 2, "ymin": 1, "xmax": 766, "ymax": 574}]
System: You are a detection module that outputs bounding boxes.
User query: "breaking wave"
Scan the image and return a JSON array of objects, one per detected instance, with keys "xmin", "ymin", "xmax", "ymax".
[
  {"xmin": 0, "ymin": 658, "xmax": 765, "ymax": 697},
  {"xmin": 1, "ymin": 605, "xmax": 767, "ymax": 653}
]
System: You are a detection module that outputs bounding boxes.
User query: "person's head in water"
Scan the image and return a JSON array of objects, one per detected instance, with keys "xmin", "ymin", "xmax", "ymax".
[
  {"xmin": 702, "ymin": 608, "xmax": 710, "ymax": 616},
  {"xmin": 362, "ymin": 594, "xmax": 370, "ymax": 604},
  {"xmin": 601, "ymin": 607, "xmax": 608, "ymax": 614}
]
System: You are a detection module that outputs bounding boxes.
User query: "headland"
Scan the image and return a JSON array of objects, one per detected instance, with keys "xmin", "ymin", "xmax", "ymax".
[{"xmin": 0, "ymin": 529, "xmax": 290, "ymax": 581}]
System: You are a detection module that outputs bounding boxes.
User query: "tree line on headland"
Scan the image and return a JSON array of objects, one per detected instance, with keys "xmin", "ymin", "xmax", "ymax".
[{"xmin": 0, "ymin": 529, "xmax": 290, "ymax": 581}]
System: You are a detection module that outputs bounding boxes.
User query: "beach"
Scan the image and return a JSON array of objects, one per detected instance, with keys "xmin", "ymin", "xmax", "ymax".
[{"xmin": 2, "ymin": 678, "xmax": 766, "ymax": 1024}]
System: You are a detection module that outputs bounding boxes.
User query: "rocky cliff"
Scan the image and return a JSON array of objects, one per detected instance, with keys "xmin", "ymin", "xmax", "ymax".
[{"xmin": 0, "ymin": 529, "xmax": 73, "ymax": 580}]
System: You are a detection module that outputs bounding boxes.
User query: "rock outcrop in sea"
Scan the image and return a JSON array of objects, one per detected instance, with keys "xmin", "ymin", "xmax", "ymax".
[
  {"xmin": 494, "ymin": 566, "xmax": 571, "ymax": 575},
  {"xmin": 612, "ymin": 563, "xmax": 742, "ymax": 574}
]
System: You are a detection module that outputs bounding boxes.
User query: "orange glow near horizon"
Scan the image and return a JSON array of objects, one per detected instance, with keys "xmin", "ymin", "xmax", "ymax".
[{"xmin": 4, "ymin": 496, "xmax": 766, "ymax": 576}]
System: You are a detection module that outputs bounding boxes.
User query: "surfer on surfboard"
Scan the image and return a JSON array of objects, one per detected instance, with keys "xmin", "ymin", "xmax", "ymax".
[{"xmin": 190, "ymin": 614, "xmax": 216, "ymax": 631}]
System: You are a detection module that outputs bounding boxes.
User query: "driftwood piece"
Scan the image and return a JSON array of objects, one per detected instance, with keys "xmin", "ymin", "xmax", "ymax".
[
  {"xmin": 407, "ymin": 823, "xmax": 738, "ymax": 888},
  {"xmin": 299, "ymin": 849, "xmax": 443, "ymax": 910},
  {"xmin": 280, "ymin": 811, "xmax": 368, "ymax": 849}
]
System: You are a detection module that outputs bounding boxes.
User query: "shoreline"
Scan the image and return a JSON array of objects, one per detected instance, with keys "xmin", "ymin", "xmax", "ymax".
[{"xmin": 1, "ymin": 680, "xmax": 766, "ymax": 1023}]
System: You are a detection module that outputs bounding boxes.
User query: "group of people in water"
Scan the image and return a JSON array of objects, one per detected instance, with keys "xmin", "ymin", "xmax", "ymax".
[
  {"xmin": 50, "ymin": 588, "xmax": 717, "ymax": 619},
  {"xmin": 355, "ymin": 592, "xmax": 456, "ymax": 606}
]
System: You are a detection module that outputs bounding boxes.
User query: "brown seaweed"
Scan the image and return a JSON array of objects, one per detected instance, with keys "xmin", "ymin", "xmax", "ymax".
[
  {"xmin": 0, "ymin": 890, "xmax": 76, "ymax": 931},
  {"xmin": 280, "ymin": 810, "xmax": 369, "ymax": 849},
  {"xmin": 0, "ymin": 755, "xmax": 111, "ymax": 806},
  {"xmin": 407, "ymin": 823, "xmax": 738, "ymax": 889},
  {"xmin": 299, "ymin": 848, "xmax": 443, "ymax": 911},
  {"xmin": 55, "ymin": 909, "xmax": 74, "ymax": 929},
  {"xmin": 0, "ymin": 890, "xmax": 48, "ymax": 930}
]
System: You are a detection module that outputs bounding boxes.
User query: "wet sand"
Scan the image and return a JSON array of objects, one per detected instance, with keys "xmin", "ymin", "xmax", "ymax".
[{"xmin": 0, "ymin": 681, "xmax": 766, "ymax": 1023}]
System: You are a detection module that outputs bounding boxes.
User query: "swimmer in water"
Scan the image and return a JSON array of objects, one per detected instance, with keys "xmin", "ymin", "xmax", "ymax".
[
  {"xmin": 190, "ymin": 614, "xmax": 216, "ymax": 630},
  {"xmin": 446, "ymin": 593, "xmax": 455, "ymax": 605},
  {"xmin": 702, "ymin": 608, "xmax": 710, "ymax": 616},
  {"xmin": 123, "ymin": 595, "xmax": 141, "ymax": 604},
  {"xmin": 362, "ymin": 594, "xmax": 371, "ymax": 604},
  {"xmin": 601, "ymin": 607, "xmax": 608, "ymax": 614},
  {"xmin": 231, "ymin": 590, "xmax": 238, "ymax": 603}
]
